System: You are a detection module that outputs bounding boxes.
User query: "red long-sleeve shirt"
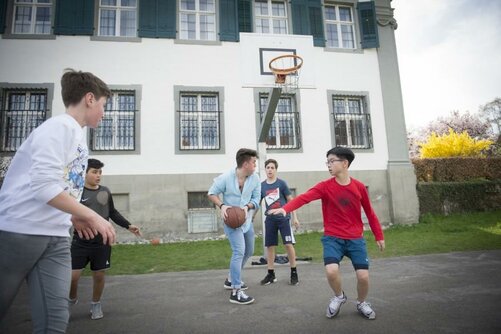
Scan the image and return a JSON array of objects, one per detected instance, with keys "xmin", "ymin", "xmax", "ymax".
[{"xmin": 282, "ymin": 177, "xmax": 384, "ymax": 241}]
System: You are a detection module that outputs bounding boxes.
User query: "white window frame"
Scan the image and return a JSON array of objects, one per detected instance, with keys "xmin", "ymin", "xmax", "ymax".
[
  {"xmin": 11, "ymin": 0, "xmax": 52, "ymax": 35},
  {"xmin": 332, "ymin": 96, "xmax": 372, "ymax": 149},
  {"xmin": 254, "ymin": 0, "xmax": 288, "ymax": 35},
  {"xmin": 98, "ymin": 0, "xmax": 137, "ymax": 37},
  {"xmin": 324, "ymin": 4, "xmax": 356, "ymax": 49},
  {"xmin": 179, "ymin": 93, "xmax": 220, "ymax": 150},
  {"xmin": 179, "ymin": 0, "xmax": 217, "ymax": 41},
  {"xmin": 91, "ymin": 90, "xmax": 136, "ymax": 151}
]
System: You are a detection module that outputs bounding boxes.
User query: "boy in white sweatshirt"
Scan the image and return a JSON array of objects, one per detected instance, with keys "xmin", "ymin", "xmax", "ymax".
[{"xmin": 0, "ymin": 69, "xmax": 116, "ymax": 333}]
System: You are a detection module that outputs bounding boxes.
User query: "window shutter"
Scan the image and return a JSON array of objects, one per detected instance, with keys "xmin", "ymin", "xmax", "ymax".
[
  {"xmin": 357, "ymin": 0, "xmax": 379, "ymax": 48},
  {"xmin": 54, "ymin": 0, "xmax": 94, "ymax": 35},
  {"xmin": 238, "ymin": 0, "xmax": 252, "ymax": 33},
  {"xmin": 291, "ymin": 0, "xmax": 309, "ymax": 35},
  {"xmin": 138, "ymin": 0, "xmax": 176, "ymax": 38},
  {"xmin": 0, "ymin": 0, "xmax": 7, "ymax": 34},
  {"xmin": 308, "ymin": 0, "xmax": 325, "ymax": 47},
  {"xmin": 291, "ymin": 0, "xmax": 325, "ymax": 47},
  {"xmin": 219, "ymin": 0, "xmax": 238, "ymax": 41}
]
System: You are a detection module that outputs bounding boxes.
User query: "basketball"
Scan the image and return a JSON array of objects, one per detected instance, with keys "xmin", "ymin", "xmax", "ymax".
[{"xmin": 224, "ymin": 206, "xmax": 246, "ymax": 229}]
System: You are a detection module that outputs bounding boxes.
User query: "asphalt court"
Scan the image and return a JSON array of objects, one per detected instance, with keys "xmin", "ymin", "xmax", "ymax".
[{"xmin": 2, "ymin": 250, "xmax": 500, "ymax": 334}]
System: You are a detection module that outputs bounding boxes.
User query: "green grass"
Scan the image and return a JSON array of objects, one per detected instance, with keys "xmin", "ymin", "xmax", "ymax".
[{"xmin": 104, "ymin": 210, "xmax": 501, "ymax": 276}]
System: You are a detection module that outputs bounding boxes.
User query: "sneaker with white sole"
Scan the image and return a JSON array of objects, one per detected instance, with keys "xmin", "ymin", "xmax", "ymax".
[
  {"xmin": 260, "ymin": 272, "xmax": 277, "ymax": 285},
  {"xmin": 357, "ymin": 301, "xmax": 376, "ymax": 320},
  {"xmin": 90, "ymin": 302, "xmax": 104, "ymax": 320},
  {"xmin": 229, "ymin": 289, "xmax": 254, "ymax": 305},
  {"xmin": 224, "ymin": 278, "xmax": 248, "ymax": 290},
  {"xmin": 326, "ymin": 292, "xmax": 347, "ymax": 318}
]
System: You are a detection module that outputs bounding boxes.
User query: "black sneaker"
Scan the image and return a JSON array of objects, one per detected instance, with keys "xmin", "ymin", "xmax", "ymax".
[
  {"xmin": 290, "ymin": 272, "xmax": 299, "ymax": 285},
  {"xmin": 260, "ymin": 272, "xmax": 277, "ymax": 285},
  {"xmin": 224, "ymin": 278, "xmax": 248, "ymax": 291},
  {"xmin": 229, "ymin": 290, "xmax": 254, "ymax": 305}
]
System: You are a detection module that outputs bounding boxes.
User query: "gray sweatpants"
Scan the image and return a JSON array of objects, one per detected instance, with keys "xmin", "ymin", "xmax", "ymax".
[{"xmin": 0, "ymin": 230, "xmax": 71, "ymax": 333}]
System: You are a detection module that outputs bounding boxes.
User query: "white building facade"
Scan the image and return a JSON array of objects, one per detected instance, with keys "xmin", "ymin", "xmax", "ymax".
[{"xmin": 0, "ymin": 0, "xmax": 419, "ymax": 241}]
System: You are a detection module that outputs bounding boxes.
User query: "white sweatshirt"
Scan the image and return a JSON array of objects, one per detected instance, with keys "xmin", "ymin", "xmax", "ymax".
[{"xmin": 0, "ymin": 114, "xmax": 88, "ymax": 237}]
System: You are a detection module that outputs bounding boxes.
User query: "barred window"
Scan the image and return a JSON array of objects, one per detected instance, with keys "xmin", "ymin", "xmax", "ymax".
[
  {"xmin": 90, "ymin": 91, "xmax": 136, "ymax": 151},
  {"xmin": 254, "ymin": 0, "xmax": 288, "ymax": 34},
  {"xmin": 0, "ymin": 89, "xmax": 48, "ymax": 152},
  {"xmin": 332, "ymin": 96, "xmax": 373, "ymax": 149},
  {"xmin": 324, "ymin": 4, "xmax": 355, "ymax": 49},
  {"xmin": 259, "ymin": 94, "xmax": 301, "ymax": 149},
  {"xmin": 179, "ymin": 0, "xmax": 216, "ymax": 41},
  {"xmin": 178, "ymin": 93, "xmax": 220, "ymax": 150},
  {"xmin": 187, "ymin": 192, "xmax": 217, "ymax": 233},
  {"xmin": 98, "ymin": 0, "xmax": 137, "ymax": 37},
  {"xmin": 12, "ymin": 0, "xmax": 52, "ymax": 35}
]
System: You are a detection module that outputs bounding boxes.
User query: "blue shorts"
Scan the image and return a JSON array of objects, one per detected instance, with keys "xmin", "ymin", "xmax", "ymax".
[
  {"xmin": 264, "ymin": 217, "xmax": 294, "ymax": 247},
  {"xmin": 321, "ymin": 236, "xmax": 369, "ymax": 270}
]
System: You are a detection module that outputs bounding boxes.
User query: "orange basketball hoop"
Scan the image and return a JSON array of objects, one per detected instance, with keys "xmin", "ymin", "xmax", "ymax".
[{"xmin": 268, "ymin": 54, "xmax": 303, "ymax": 92}]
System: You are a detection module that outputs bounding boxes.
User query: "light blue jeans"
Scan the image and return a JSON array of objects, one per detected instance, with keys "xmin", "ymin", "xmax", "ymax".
[
  {"xmin": 224, "ymin": 223, "xmax": 255, "ymax": 289},
  {"xmin": 0, "ymin": 230, "xmax": 71, "ymax": 333}
]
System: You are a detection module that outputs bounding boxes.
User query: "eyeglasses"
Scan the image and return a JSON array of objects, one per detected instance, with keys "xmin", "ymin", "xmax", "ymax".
[{"xmin": 325, "ymin": 159, "xmax": 344, "ymax": 166}]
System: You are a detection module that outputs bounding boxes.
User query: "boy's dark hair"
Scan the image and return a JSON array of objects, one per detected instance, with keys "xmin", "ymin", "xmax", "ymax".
[
  {"xmin": 326, "ymin": 147, "xmax": 355, "ymax": 166},
  {"xmin": 61, "ymin": 69, "xmax": 111, "ymax": 108},
  {"xmin": 265, "ymin": 159, "xmax": 278, "ymax": 169},
  {"xmin": 236, "ymin": 148, "xmax": 258, "ymax": 168},
  {"xmin": 86, "ymin": 158, "xmax": 104, "ymax": 173}
]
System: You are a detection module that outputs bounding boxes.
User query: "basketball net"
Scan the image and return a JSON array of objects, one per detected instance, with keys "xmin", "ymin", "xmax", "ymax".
[{"xmin": 269, "ymin": 55, "xmax": 303, "ymax": 95}]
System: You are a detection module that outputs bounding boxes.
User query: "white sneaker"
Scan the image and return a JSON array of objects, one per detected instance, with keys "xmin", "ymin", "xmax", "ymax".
[
  {"xmin": 326, "ymin": 292, "xmax": 347, "ymax": 318},
  {"xmin": 357, "ymin": 301, "xmax": 376, "ymax": 320},
  {"xmin": 90, "ymin": 302, "xmax": 104, "ymax": 320}
]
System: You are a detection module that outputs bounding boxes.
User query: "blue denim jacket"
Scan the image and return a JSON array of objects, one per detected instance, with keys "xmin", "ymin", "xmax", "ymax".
[{"xmin": 208, "ymin": 168, "xmax": 261, "ymax": 231}]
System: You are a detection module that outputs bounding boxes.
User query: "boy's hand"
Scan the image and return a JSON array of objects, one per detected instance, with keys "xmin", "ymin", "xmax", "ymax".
[
  {"xmin": 292, "ymin": 218, "xmax": 300, "ymax": 231},
  {"xmin": 128, "ymin": 225, "xmax": 142, "ymax": 237},
  {"xmin": 376, "ymin": 240, "xmax": 385, "ymax": 252},
  {"xmin": 72, "ymin": 216, "xmax": 97, "ymax": 240},
  {"xmin": 71, "ymin": 214, "xmax": 116, "ymax": 245},
  {"xmin": 220, "ymin": 205, "xmax": 229, "ymax": 220},
  {"xmin": 268, "ymin": 208, "xmax": 286, "ymax": 216}
]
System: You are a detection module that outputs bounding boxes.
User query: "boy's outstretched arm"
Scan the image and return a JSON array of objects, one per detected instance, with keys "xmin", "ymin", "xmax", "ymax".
[
  {"xmin": 48, "ymin": 191, "xmax": 116, "ymax": 245},
  {"xmin": 108, "ymin": 191, "xmax": 141, "ymax": 236}
]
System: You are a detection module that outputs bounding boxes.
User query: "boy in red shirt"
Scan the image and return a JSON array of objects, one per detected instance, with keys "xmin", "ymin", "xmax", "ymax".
[{"xmin": 269, "ymin": 147, "xmax": 385, "ymax": 320}]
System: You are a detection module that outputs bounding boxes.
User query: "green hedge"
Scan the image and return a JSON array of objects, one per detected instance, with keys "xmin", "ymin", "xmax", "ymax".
[
  {"xmin": 417, "ymin": 180, "xmax": 501, "ymax": 215},
  {"xmin": 412, "ymin": 157, "xmax": 501, "ymax": 182}
]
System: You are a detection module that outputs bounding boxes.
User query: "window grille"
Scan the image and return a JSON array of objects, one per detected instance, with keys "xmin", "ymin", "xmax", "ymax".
[
  {"xmin": 178, "ymin": 93, "xmax": 221, "ymax": 150},
  {"xmin": 259, "ymin": 94, "xmax": 301, "ymax": 150},
  {"xmin": 187, "ymin": 192, "xmax": 217, "ymax": 233},
  {"xmin": 332, "ymin": 96, "xmax": 373, "ymax": 149},
  {"xmin": 91, "ymin": 91, "xmax": 136, "ymax": 151},
  {"xmin": 1, "ymin": 89, "xmax": 48, "ymax": 152}
]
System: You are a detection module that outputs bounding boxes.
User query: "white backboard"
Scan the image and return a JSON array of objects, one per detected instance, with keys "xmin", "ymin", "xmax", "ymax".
[{"xmin": 239, "ymin": 33, "xmax": 316, "ymax": 89}]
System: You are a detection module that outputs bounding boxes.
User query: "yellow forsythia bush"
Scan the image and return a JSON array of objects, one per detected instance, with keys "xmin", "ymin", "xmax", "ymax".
[{"xmin": 419, "ymin": 129, "xmax": 493, "ymax": 158}]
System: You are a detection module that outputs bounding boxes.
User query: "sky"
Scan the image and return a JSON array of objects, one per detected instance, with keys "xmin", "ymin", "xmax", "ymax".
[{"xmin": 392, "ymin": 0, "xmax": 501, "ymax": 130}]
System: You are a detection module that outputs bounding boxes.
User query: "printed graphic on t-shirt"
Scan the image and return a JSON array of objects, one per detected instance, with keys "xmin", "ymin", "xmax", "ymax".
[
  {"xmin": 265, "ymin": 188, "xmax": 281, "ymax": 210},
  {"xmin": 64, "ymin": 144, "xmax": 88, "ymax": 200}
]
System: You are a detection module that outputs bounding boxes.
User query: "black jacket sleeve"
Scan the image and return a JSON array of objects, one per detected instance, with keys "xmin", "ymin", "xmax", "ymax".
[{"xmin": 108, "ymin": 190, "xmax": 131, "ymax": 229}]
